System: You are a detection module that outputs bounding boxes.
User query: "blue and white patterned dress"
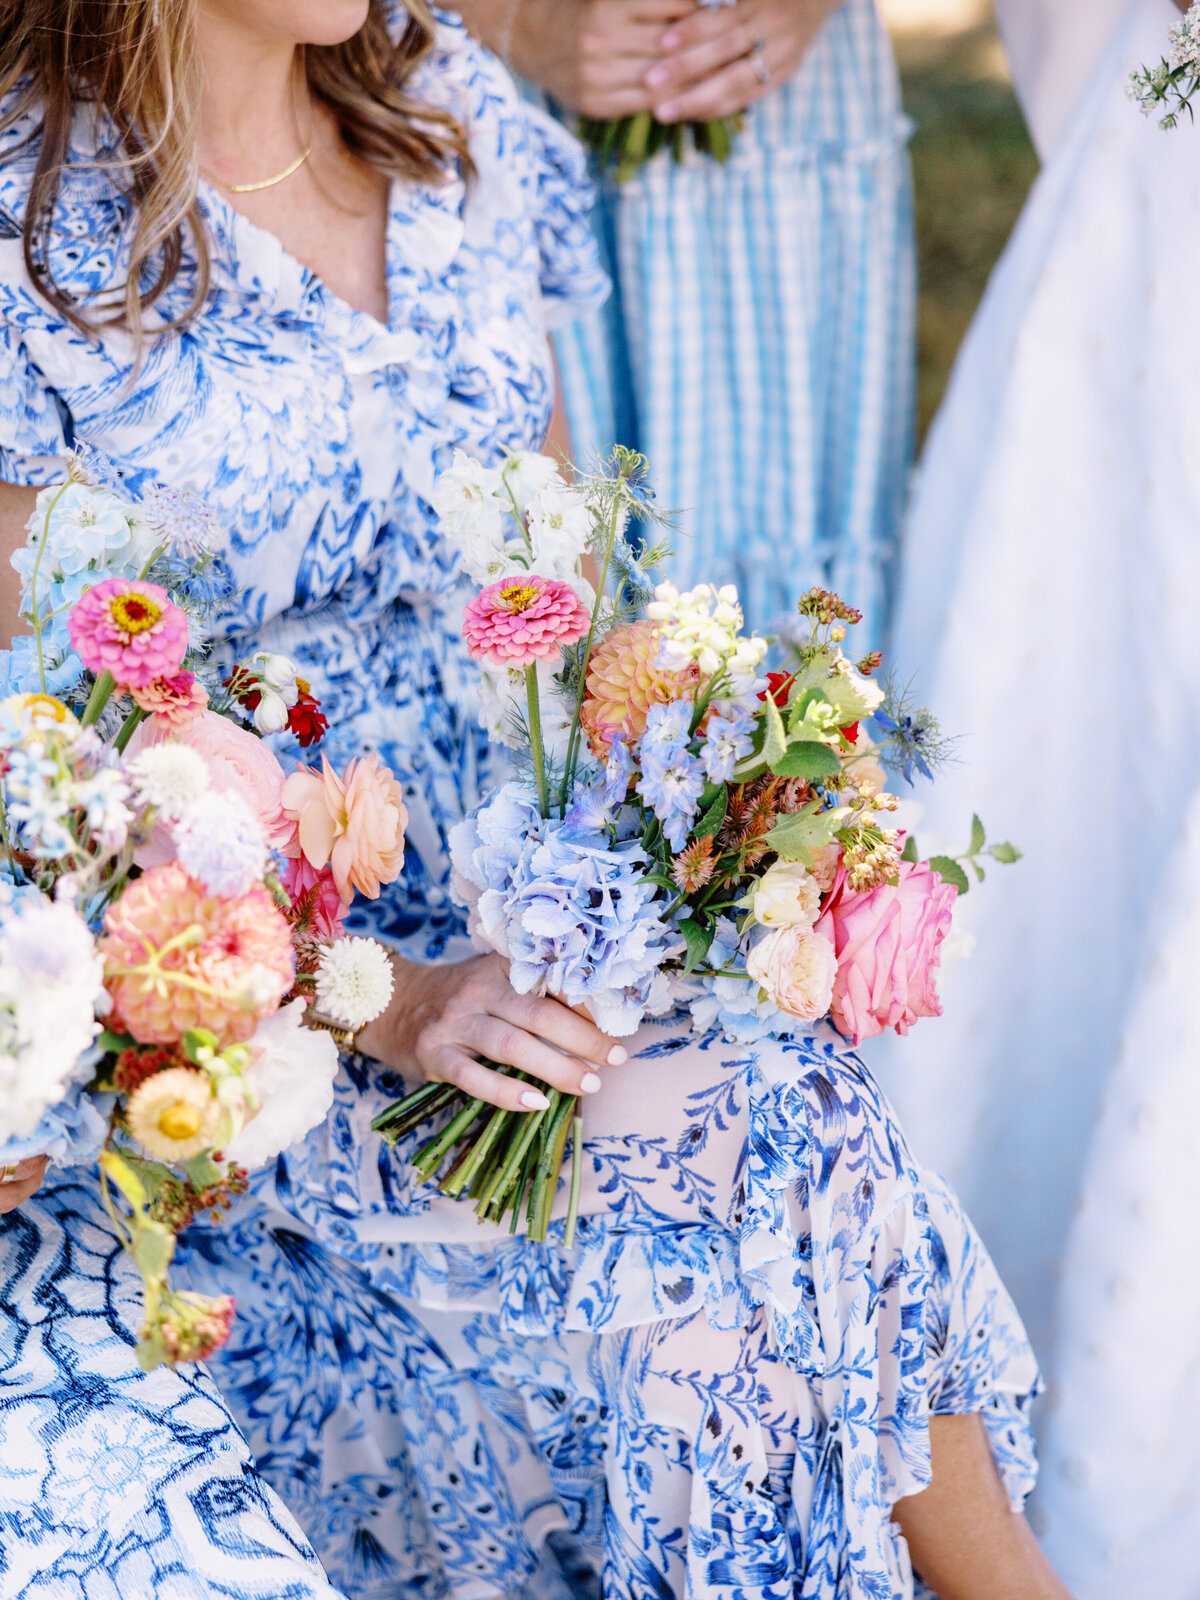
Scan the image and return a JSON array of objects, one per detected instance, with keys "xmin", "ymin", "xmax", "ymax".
[
  {"xmin": 551, "ymin": 0, "xmax": 915, "ymax": 642},
  {"xmin": 0, "ymin": 16, "xmax": 1034, "ymax": 1600}
]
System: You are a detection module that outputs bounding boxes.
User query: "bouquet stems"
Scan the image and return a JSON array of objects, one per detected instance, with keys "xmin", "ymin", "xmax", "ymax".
[
  {"xmin": 578, "ymin": 113, "xmax": 741, "ymax": 181},
  {"xmin": 370, "ymin": 1073, "xmax": 584, "ymax": 1244}
]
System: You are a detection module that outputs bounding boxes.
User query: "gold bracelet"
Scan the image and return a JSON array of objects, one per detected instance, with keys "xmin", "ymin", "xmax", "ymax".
[{"xmin": 305, "ymin": 1011, "xmax": 362, "ymax": 1054}]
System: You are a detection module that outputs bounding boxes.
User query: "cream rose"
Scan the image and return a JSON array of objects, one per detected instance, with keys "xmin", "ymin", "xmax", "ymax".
[
  {"xmin": 750, "ymin": 860, "xmax": 823, "ymax": 929},
  {"xmin": 745, "ymin": 926, "xmax": 837, "ymax": 1022}
]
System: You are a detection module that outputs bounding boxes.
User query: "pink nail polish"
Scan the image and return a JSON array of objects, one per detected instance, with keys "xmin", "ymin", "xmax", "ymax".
[
  {"xmin": 580, "ymin": 1072, "xmax": 602, "ymax": 1094},
  {"xmin": 520, "ymin": 1089, "xmax": 550, "ymax": 1110},
  {"xmin": 606, "ymin": 1045, "xmax": 628, "ymax": 1066},
  {"xmin": 657, "ymin": 103, "xmax": 679, "ymax": 122},
  {"xmin": 645, "ymin": 64, "xmax": 669, "ymax": 87},
  {"xmin": 661, "ymin": 28, "xmax": 680, "ymax": 48}
]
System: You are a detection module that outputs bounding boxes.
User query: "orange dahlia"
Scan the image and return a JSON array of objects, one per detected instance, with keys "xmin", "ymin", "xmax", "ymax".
[
  {"xmin": 580, "ymin": 620, "xmax": 700, "ymax": 755},
  {"xmin": 100, "ymin": 863, "xmax": 294, "ymax": 1046}
]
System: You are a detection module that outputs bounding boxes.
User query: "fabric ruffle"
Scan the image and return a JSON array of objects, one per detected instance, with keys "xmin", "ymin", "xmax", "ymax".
[{"xmin": 190, "ymin": 1019, "xmax": 1039, "ymax": 1600}]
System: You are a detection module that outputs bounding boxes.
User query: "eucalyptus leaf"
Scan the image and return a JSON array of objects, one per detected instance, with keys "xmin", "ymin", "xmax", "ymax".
[
  {"xmin": 928, "ymin": 856, "xmax": 970, "ymax": 895},
  {"xmin": 770, "ymin": 740, "xmax": 841, "ymax": 781}
]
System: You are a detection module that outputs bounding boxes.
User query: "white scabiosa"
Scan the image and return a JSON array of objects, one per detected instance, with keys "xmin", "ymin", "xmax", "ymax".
[
  {"xmin": 127, "ymin": 742, "xmax": 211, "ymax": 816},
  {"xmin": 172, "ymin": 790, "xmax": 266, "ymax": 897},
  {"xmin": 314, "ymin": 937, "xmax": 395, "ymax": 1029},
  {"xmin": 222, "ymin": 1000, "xmax": 340, "ymax": 1170}
]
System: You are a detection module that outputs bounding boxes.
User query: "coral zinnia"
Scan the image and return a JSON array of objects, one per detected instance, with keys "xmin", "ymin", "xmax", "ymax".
[
  {"xmin": 129, "ymin": 670, "xmax": 209, "ymax": 729},
  {"xmin": 580, "ymin": 619, "xmax": 700, "ymax": 755},
  {"xmin": 461, "ymin": 575, "xmax": 590, "ymax": 667},
  {"xmin": 67, "ymin": 577, "xmax": 189, "ymax": 690},
  {"xmin": 101, "ymin": 863, "xmax": 294, "ymax": 1046}
]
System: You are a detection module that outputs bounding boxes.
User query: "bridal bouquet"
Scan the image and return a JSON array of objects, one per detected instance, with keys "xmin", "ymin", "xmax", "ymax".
[
  {"xmin": 1130, "ymin": 0, "xmax": 1200, "ymax": 126},
  {"xmin": 0, "ymin": 458, "xmax": 406, "ymax": 1369},
  {"xmin": 373, "ymin": 446, "xmax": 1018, "ymax": 1242}
]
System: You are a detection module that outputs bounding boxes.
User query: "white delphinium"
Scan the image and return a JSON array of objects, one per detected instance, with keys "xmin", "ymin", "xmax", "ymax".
[
  {"xmin": 646, "ymin": 581, "xmax": 769, "ymax": 685},
  {"xmin": 222, "ymin": 1000, "xmax": 341, "ymax": 1170},
  {"xmin": 501, "ymin": 451, "xmax": 563, "ymax": 518},
  {"xmin": 432, "ymin": 450, "xmax": 509, "ymax": 582},
  {"xmin": 0, "ymin": 896, "xmax": 106, "ymax": 1142},
  {"xmin": 173, "ymin": 791, "xmax": 266, "ymax": 897},
  {"xmin": 526, "ymin": 482, "xmax": 592, "ymax": 580},
  {"xmin": 127, "ymin": 743, "xmax": 211, "ymax": 816},
  {"xmin": 314, "ymin": 937, "xmax": 395, "ymax": 1029}
]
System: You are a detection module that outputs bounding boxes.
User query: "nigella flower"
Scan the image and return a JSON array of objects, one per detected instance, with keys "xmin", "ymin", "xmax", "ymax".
[
  {"xmin": 448, "ymin": 782, "xmax": 675, "ymax": 1036},
  {"xmin": 700, "ymin": 706, "xmax": 754, "ymax": 783},
  {"xmin": 139, "ymin": 485, "xmax": 222, "ymax": 560}
]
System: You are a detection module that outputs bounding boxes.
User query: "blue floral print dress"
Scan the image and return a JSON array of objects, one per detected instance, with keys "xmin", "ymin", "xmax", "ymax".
[{"xmin": 0, "ymin": 16, "xmax": 1038, "ymax": 1600}]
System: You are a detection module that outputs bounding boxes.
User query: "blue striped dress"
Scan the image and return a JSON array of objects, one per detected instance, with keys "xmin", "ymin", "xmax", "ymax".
[{"xmin": 552, "ymin": 0, "xmax": 914, "ymax": 642}]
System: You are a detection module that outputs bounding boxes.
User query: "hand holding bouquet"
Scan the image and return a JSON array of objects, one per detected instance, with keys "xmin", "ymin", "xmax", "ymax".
[
  {"xmin": 0, "ymin": 456, "xmax": 406, "ymax": 1368},
  {"xmin": 374, "ymin": 445, "xmax": 1019, "ymax": 1243}
]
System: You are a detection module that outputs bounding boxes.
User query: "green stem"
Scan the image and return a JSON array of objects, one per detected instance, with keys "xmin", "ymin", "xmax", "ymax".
[
  {"xmin": 28, "ymin": 481, "xmax": 71, "ymax": 696},
  {"xmin": 558, "ymin": 485, "xmax": 625, "ymax": 810},
  {"xmin": 370, "ymin": 1081, "xmax": 458, "ymax": 1140},
  {"xmin": 528, "ymin": 1092, "xmax": 575, "ymax": 1242},
  {"xmin": 475, "ymin": 1102, "xmax": 547, "ymax": 1220},
  {"xmin": 0, "ymin": 789, "xmax": 19, "ymax": 885},
  {"xmin": 411, "ymin": 1097, "xmax": 485, "ymax": 1178},
  {"xmin": 563, "ymin": 1112, "xmax": 584, "ymax": 1249},
  {"xmin": 79, "ymin": 669, "xmax": 117, "ymax": 729},
  {"xmin": 508, "ymin": 1136, "xmax": 541, "ymax": 1233},
  {"xmin": 113, "ymin": 706, "xmax": 147, "ymax": 755},
  {"xmin": 524, "ymin": 665, "xmax": 549, "ymax": 819},
  {"xmin": 440, "ymin": 1104, "xmax": 517, "ymax": 1199}
]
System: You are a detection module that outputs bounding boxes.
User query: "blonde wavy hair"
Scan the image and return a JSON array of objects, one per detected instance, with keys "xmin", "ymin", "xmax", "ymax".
[{"xmin": 0, "ymin": 0, "xmax": 470, "ymax": 338}]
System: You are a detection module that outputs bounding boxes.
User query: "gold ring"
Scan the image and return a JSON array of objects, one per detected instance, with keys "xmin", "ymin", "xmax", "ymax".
[
  {"xmin": 750, "ymin": 38, "xmax": 770, "ymax": 87},
  {"xmin": 0, "ymin": 1163, "xmax": 20, "ymax": 1183}
]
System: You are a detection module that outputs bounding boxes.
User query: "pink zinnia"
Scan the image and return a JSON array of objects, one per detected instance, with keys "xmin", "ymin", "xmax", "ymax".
[
  {"xmin": 461, "ymin": 575, "xmax": 590, "ymax": 668},
  {"xmin": 129, "ymin": 671, "xmax": 209, "ymax": 730},
  {"xmin": 68, "ymin": 577, "xmax": 189, "ymax": 690}
]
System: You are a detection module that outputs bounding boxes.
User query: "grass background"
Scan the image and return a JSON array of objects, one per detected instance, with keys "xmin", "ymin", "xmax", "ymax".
[{"xmin": 881, "ymin": 0, "xmax": 1040, "ymax": 437}]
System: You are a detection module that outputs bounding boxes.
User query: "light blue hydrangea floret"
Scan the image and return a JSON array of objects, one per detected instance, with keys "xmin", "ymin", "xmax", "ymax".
[
  {"xmin": 450, "ymin": 782, "xmax": 680, "ymax": 1037},
  {"xmin": 685, "ymin": 918, "xmax": 792, "ymax": 1044}
]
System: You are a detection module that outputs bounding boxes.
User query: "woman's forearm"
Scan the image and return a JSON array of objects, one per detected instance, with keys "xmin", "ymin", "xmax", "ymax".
[
  {"xmin": 0, "ymin": 482, "xmax": 37, "ymax": 647},
  {"xmin": 892, "ymin": 1415, "xmax": 1073, "ymax": 1600}
]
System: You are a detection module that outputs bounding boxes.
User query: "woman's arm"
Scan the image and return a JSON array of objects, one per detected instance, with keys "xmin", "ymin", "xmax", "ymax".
[
  {"xmin": 0, "ymin": 482, "xmax": 37, "ymax": 646},
  {"xmin": 893, "ymin": 1415, "xmax": 1074, "ymax": 1600}
]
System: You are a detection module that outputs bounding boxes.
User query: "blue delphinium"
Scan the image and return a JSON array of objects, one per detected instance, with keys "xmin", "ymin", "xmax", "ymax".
[
  {"xmin": 635, "ymin": 700, "xmax": 704, "ymax": 850},
  {"xmin": 699, "ymin": 705, "xmax": 754, "ymax": 783},
  {"xmin": 685, "ymin": 919, "xmax": 791, "ymax": 1044},
  {"xmin": 449, "ymin": 782, "xmax": 678, "ymax": 1036}
]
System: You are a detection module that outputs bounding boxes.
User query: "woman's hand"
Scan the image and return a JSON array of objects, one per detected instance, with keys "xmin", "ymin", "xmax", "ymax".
[
  {"xmin": 0, "ymin": 1156, "xmax": 49, "ymax": 1214},
  {"xmin": 358, "ymin": 951, "xmax": 628, "ymax": 1112},
  {"xmin": 644, "ymin": 0, "xmax": 840, "ymax": 123},
  {"xmin": 504, "ymin": 0, "xmax": 696, "ymax": 117}
]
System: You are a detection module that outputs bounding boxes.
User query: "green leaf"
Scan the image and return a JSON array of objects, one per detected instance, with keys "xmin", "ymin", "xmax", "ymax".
[
  {"xmin": 928, "ymin": 856, "xmax": 970, "ymax": 896},
  {"xmin": 770, "ymin": 740, "xmax": 841, "ymax": 781},
  {"xmin": 692, "ymin": 786, "xmax": 728, "ymax": 839},
  {"xmin": 733, "ymin": 693, "xmax": 787, "ymax": 780},
  {"xmin": 181, "ymin": 1028, "xmax": 218, "ymax": 1064},
  {"xmin": 136, "ymin": 1330, "xmax": 170, "ymax": 1373},
  {"xmin": 130, "ymin": 1217, "xmax": 176, "ymax": 1280},
  {"xmin": 186, "ymin": 1152, "xmax": 223, "ymax": 1189},
  {"xmin": 989, "ymin": 841, "xmax": 1022, "ymax": 864},
  {"xmin": 900, "ymin": 834, "xmax": 919, "ymax": 863},
  {"xmin": 972, "ymin": 860, "xmax": 986, "ymax": 884},
  {"xmin": 969, "ymin": 813, "xmax": 986, "ymax": 856},
  {"xmin": 98, "ymin": 1028, "xmax": 136, "ymax": 1056},
  {"xmin": 678, "ymin": 916, "xmax": 715, "ymax": 975},
  {"xmin": 765, "ymin": 800, "xmax": 848, "ymax": 863},
  {"xmin": 100, "ymin": 1148, "xmax": 148, "ymax": 1211}
]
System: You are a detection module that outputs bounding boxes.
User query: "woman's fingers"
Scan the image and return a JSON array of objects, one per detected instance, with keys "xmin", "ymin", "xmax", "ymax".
[
  {"xmin": 429, "ymin": 1046, "xmax": 552, "ymax": 1111},
  {"xmin": 465, "ymin": 1013, "xmax": 604, "ymax": 1097},
  {"xmin": 644, "ymin": 14, "xmax": 754, "ymax": 94},
  {"xmin": 507, "ymin": 990, "xmax": 627, "ymax": 1069},
  {"xmin": 0, "ymin": 1155, "xmax": 48, "ymax": 1214},
  {"xmin": 654, "ymin": 52, "xmax": 767, "ymax": 120}
]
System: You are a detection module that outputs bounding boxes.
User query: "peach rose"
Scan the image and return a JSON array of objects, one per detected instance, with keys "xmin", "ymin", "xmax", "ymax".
[
  {"xmin": 281, "ymin": 753, "xmax": 407, "ymax": 902},
  {"xmin": 132, "ymin": 709, "xmax": 297, "ymax": 854},
  {"xmin": 814, "ymin": 862, "xmax": 958, "ymax": 1045},
  {"xmin": 745, "ymin": 925, "xmax": 837, "ymax": 1022}
]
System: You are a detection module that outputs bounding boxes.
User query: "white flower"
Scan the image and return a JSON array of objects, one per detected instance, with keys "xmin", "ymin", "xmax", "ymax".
[
  {"xmin": 126, "ymin": 1067, "xmax": 220, "ymax": 1162},
  {"xmin": 127, "ymin": 743, "xmax": 211, "ymax": 816},
  {"xmin": 173, "ymin": 790, "xmax": 266, "ymax": 897},
  {"xmin": 501, "ymin": 451, "xmax": 563, "ymax": 517},
  {"xmin": 745, "ymin": 925, "xmax": 837, "ymax": 1022},
  {"xmin": 0, "ymin": 898, "xmax": 105, "ymax": 1142},
  {"xmin": 646, "ymin": 581, "xmax": 764, "ymax": 678},
  {"xmin": 251, "ymin": 687, "xmax": 291, "ymax": 735},
  {"xmin": 139, "ymin": 485, "xmax": 222, "ymax": 560},
  {"xmin": 223, "ymin": 1000, "xmax": 340, "ymax": 1169},
  {"xmin": 476, "ymin": 658, "xmax": 576, "ymax": 756},
  {"xmin": 526, "ymin": 482, "xmax": 591, "ymax": 578},
  {"xmin": 315, "ymin": 937, "xmax": 395, "ymax": 1029},
  {"xmin": 72, "ymin": 766, "xmax": 133, "ymax": 852},
  {"xmin": 251, "ymin": 652, "xmax": 300, "ymax": 703},
  {"xmin": 750, "ymin": 860, "xmax": 823, "ymax": 930},
  {"xmin": 432, "ymin": 449, "xmax": 507, "ymax": 582}
]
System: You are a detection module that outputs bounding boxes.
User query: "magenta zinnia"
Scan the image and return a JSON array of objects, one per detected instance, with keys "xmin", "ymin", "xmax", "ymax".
[
  {"xmin": 68, "ymin": 577, "xmax": 189, "ymax": 690},
  {"xmin": 461, "ymin": 575, "xmax": 590, "ymax": 667}
]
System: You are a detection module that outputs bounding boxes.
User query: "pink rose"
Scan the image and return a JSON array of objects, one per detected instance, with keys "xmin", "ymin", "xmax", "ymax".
[
  {"xmin": 281, "ymin": 753, "xmax": 407, "ymax": 902},
  {"xmin": 132, "ymin": 710, "xmax": 297, "ymax": 854},
  {"xmin": 815, "ymin": 862, "xmax": 958, "ymax": 1045},
  {"xmin": 745, "ymin": 925, "xmax": 837, "ymax": 1021}
]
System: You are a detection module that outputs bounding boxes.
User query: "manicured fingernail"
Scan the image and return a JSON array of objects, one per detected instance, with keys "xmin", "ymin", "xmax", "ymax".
[
  {"xmin": 645, "ymin": 63, "xmax": 670, "ymax": 87},
  {"xmin": 580, "ymin": 1072, "xmax": 603, "ymax": 1094},
  {"xmin": 661, "ymin": 28, "xmax": 681, "ymax": 48},
  {"xmin": 606, "ymin": 1045, "xmax": 628, "ymax": 1066},
  {"xmin": 520, "ymin": 1090, "xmax": 550, "ymax": 1110},
  {"xmin": 656, "ymin": 102, "xmax": 679, "ymax": 121}
]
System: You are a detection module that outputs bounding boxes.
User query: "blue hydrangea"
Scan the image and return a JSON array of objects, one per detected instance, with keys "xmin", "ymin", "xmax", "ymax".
[
  {"xmin": 686, "ymin": 919, "xmax": 792, "ymax": 1044},
  {"xmin": 449, "ymin": 782, "xmax": 677, "ymax": 1036}
]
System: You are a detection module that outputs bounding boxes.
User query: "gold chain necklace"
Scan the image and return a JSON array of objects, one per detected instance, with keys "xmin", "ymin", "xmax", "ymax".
[{"xmin": 202, "ymin": 139, "xmax": 313, "ymax": 194}]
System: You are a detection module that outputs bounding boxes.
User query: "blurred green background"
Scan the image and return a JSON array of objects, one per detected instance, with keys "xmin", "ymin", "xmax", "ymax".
[{"xmin": 882, "ymin": 0, "xmax": 1039, "ymax": 437}]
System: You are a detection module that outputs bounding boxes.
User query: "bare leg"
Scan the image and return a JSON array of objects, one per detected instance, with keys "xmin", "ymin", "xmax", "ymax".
[{"xmin": 892, "ymin": 1415, "xmax": 1073, "ymax": 1600}]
